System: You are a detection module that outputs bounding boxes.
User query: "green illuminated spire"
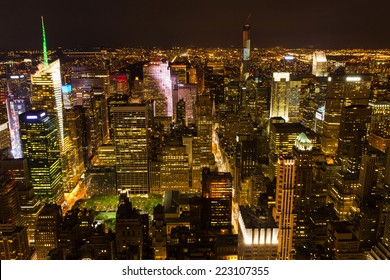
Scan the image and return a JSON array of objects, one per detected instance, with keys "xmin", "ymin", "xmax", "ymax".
[{"xmin": 41, "ymin": 16, "xmax": 49, "ymax": 67}]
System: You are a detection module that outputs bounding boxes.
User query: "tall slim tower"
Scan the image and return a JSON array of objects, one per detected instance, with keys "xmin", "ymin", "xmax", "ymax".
[
  {"xmin": 272, "ymin": 156, "xmax": 296, "ymax": 260},
  {"xmin": 292, "ymin": 133, "xmax": 314, "ymax": 248},
  {"xmin": 31, "ymin": 17, "xmax": 64, "ymax": 152},
  {"xmin": 241, "ymin": 24, "xmax": 251, "ymax": 80},
  {"xmin": 113, "ymin": 104, "xmax": 149, "ymax": 195}
]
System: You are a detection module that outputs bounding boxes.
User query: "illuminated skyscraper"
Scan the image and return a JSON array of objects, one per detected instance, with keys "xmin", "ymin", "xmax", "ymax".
[
  {"xmin": 202, "ymin": 168, "xmax": 233, "ymax": 233},
  {"xmin": 322, "ymin": 75, "xmax": 371, "ymax": 155},
  {"xmin": 336, "ymin": 105, "xmax": 371, "ymax": 175},
  {"xmin": 269, "ymin": 122, "xmax": 312, "ymax": 178},
  {"xmin": 143, "ymin": 61, "xmax": 173, "ymax": 118},
  {"xmin": 272, "ymin": 156, "xmax": 296, "ymax": 260},
  {"xmin": 113, "ymin": 104, "xmax": 149, "ymax": 195},
  {"xmin": 312, "ymin": 51, "xmax": 328, "ymax": 77},
  {"xmin": 159, "ymin": 144, "xmax": 190, "ymax": 193},
  {"xmin": 31, "ymin": 59, "xmax": 64, "ymax": 152},
  {"xmin": 293, "ymin": 133, "xmax": 314, "ymax": 248},
  {"xmin": 5, "ymin": 74, "xmax": 30, "ymax": 159},
  {"xmin": 174, "ymin": 84, "xmax": 197, "ymax": 125},
  {"xmin": 241, "ymin": 24, "xmax": 251, "ymax": 80},
  {"xmin": 357, "ymin": 151, "xmax": 380, "ymax": 205},
  {"xmin": 269, "ymin": 72, "xmax": 290, "ymax": 122},
  {"xmin": 19, "ymin": 110, "xmax": 63, "ymax": 204},
  {"xmin": 192, "ymin": 93, "xmax": 215, "ymax": 192},
  {"xmin": 31, "ymin": 17, "xmax": 64, "ymax": 153}
]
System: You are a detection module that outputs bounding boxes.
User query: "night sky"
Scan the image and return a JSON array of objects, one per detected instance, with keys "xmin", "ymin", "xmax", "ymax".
[{"xmin": 1, "ymin": 0, "xmax": 390, "ymax": 50}]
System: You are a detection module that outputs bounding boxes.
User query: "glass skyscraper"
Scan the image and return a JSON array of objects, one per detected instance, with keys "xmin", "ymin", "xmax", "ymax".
[{"xmin": 19, "ymin": 110, "xmax": 63, "ymax": 204}]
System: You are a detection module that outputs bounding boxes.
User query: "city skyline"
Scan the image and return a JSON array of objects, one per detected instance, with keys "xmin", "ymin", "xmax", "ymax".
[
  {"xmin": 1, "ymin": 5, "xmax": 390, "ymax": 262},
  {"xmin": 1, "ymin": 0, "xmax": 390, "ymax": 50}
]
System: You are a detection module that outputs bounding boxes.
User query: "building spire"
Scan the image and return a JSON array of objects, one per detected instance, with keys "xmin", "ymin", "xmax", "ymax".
[{"xmin": 41, "ymin": 16, "xmax": 49, "ymax": 67}]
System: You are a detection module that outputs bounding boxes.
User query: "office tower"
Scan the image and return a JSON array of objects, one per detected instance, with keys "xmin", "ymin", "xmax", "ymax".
[
  {"xmin": 115, "ymin": 194, "xmax": 148, "ymax": 259},
  {"xmin": 300, "ymin": 77, "xmax": 319, "ymax": 131},
  {"xmin": 272, "ymin": 156, "xmax": 296, "ymax": 260},
  {"xmin": 288, "ymin": 80, "xmax": 301, "ymax": 123},
  {"xmin": 322, "ymin": 75, "xmax": 371, "ymax": 155},
  {"xmin": 113, "ymin": 104, "xmax": 149, "ymax": 195},
  {"xmin": 292, "ymin": 133, "xmax": 314, "ymax": 249},
  {"xmin": 110, "ymin": 73, "xmax": 128, "ymax": 95},
  {"xmin": 331, "ymin": 109, "xmax": 373, "ymax": 223},
  {"xmin": 35, "ymin": 204, "xmax": 62, "ymax": 260},
  {"xmin": 337, "ymin": 105, "xmax": 371, "ymax": 175},
  {"xmin": 171, "ymin": 64, "xmax": 187, "ymax": 84},
  {"xmin": 4, "ymin": 74, "xmax": 31, "ymax": 111},
  {"xmin": 235, "ymin": 135, "xmax": 257, "ymax": 204},
  {"xmin": 270, "ymin": 73, "xmax": 289, "ymax": 121},
  {"xmin": 143, "ymin": 61, "xmax": 173, "ymax": 118},
  {"xmin": 176, "ymin": 98, "xmax": 186, "ymax": 127},
  {"xmin": 107, "ymin": 94, "xmax": 129, "ymax": 142},
  {"xmin": 368, "ymin": 101, "xmax": 390, "ymax": 152},
  {"xmin": 159, "ymin": 144, "xmax": 190, "ymax": 193},
  {"xmin": 6, "ymin": 99, "xmax": 25, "ymax": 159},
  {"xmin": 6, "ymin": 78, "xmax": 29, "ymax": 159},
  {"xmin": 202, "ymin": 168, "xmax": 233, "ymax": 233},
  {"xmin": 88, "ymin": 166, "xmax": 116, "ymax": 196},
  {"xmin": 31, "ymin": 18, "xmax": 64, "ymax": 152},
  {"xmin": 269, "ymin": 122, "xmax": 313, "ymax": 178},
  {"xmin": 204, "ymin": 62, "xmax": 224, "ymax": 108},
  {"xmin": 71, "ymin": 68, "xmax": 110, "ymax": 152},
  {"xmin": 196, "ymin": 93, "xmax": 213, "ymax": 148},
  {"xmin": 241, "ymin": 24, "xmax": 251, "ymax": 80},
  {"xmin": 357, "ymin": 151, "xmax": 380, "ymax": 205},
  {"xmin": 31, "ymin": 59, "xmax": 64, "ymax": 150},
  {"xmin": 88, "ymin": 144, "xmax": 117, "ymax": 196},
  {"xmin": 19, "ymin": 110, "xmax": 63, "ymax": 204},
  {"xmin": 63, "ymin": 107, "xmax": 85, "ymax": 190},
  {"xmin": 238, "ymin": 206, "xmax": 278, "ymax": 260},
  {"xmin": 193, "ymin": 93, "xmax": 215, "ymax": 191},
  {"xmin": 221, "ymin": 80, "xmax": 241, "ymax": 115},
  {"xmin": 0, "ymin": 172, "xmax": 30, "ymax": 260},
  {"xmin": 312, "ymin": 51, "xmax": 328, "ymax": 77},
  {"xmin": 71, "ymin": 67, "xmax": 110, "ymax": 102},
  {"xmin": 176, "ymin": 84, "xmax": 197, "ymax": 125},
  {"xmin": 0, "ymin": 156, "xmax": 44, "ymax": 245}
]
